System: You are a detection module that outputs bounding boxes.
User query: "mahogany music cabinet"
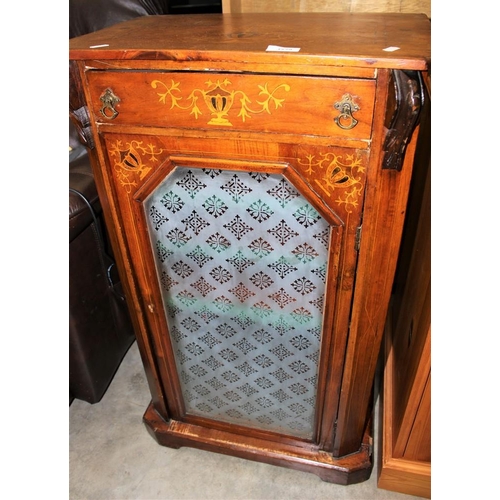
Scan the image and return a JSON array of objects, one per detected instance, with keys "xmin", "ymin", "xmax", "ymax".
[{"xmin": 69, "ymin": 13, "xmax": 430, "ymax": 485}]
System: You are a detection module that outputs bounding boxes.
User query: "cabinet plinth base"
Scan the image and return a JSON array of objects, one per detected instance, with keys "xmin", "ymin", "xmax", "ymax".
[{"xmin": 143, "ymin": 402, "xmax": 373, "ymax": 485}]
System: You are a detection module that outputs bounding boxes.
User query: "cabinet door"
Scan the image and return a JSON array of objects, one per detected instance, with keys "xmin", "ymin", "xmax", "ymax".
[{"xmin": 98, "ymin": 129, "xmax": 368, "ymax": 448}]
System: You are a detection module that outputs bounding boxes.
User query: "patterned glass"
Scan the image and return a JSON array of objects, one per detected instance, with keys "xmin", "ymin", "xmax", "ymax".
[{"xmin": 144, "ymin": 167, "xmax": 330, "ymax": 439}]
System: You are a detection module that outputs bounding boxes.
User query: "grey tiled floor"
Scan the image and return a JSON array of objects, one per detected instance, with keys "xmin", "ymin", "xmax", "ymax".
[{"xmin": 69, "ymin": 342, "xmax": 424, "ymax": 500}]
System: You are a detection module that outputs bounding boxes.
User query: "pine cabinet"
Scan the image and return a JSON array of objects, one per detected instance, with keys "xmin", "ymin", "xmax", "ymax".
[
  {"xmin": 378, "ymin": 86, "xmax": 431, "ymax": 497},
  {"xmin": 69, "ymin": 13, "xmax": 430, "ymax": 485}
]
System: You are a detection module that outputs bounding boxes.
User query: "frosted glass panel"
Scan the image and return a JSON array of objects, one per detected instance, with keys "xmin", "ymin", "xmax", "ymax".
[{"xmin": 145, "ymin": 168, "xmax": 330, "ymax": 439}]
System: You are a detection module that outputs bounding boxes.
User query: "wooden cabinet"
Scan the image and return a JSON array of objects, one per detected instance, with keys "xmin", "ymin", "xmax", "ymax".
[
  {"xmin": 69, "ymin": 13, "xmax": 430, "ymax": 485},
  {"xmin": 222, "ymin": 0, "xmax": 431, "ymax": 19},
  {"xmin": 378, "ymin": 87, "xmax": 431, "ymax": 497}
]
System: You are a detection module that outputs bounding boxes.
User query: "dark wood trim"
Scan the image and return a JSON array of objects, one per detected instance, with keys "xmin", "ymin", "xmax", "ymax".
[{"xmin": 143, "ymin": 402, "xmax": 373, "ymax": 485}]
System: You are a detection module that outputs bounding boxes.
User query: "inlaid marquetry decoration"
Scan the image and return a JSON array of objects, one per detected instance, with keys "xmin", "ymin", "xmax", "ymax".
[
  {"xmin": 151, "ymin": 78, "xmax": 290, "ymax": 126},
  {"xmin": 109, "ymin": 139, "xmax": 165, "ymax": 193},
  {"xmin": 298, "ymin": 152, "xmax": 365, "ymax": 213}
]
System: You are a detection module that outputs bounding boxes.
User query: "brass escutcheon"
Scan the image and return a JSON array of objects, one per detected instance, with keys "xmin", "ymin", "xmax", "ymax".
[
  {"xmin": 334, "ymin": 94, "xmax": 359, "ymax": 130},
  {"xmin": 100, "ymin": 88, "xmax": 121, "ymax": 120}
]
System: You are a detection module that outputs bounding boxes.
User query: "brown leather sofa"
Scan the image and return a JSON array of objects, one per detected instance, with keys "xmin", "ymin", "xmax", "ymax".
[
  {"xmin": 69, "ymin": 0, "xmax": 224, "ymax": 405},
  {"xmin": 69, "ymin": 0, "xmax": 172, "ymax": 404}
]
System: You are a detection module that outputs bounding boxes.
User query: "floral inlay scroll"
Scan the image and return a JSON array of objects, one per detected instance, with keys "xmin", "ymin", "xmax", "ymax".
[
  {"xmin": 109, "ymin": 139, "xmax": 165, "ymax": 193},
  {"xmin": 298, "ymin": 153, "xmax": 365, "ymax": 213},
  {"xmin": 151, "ymin": 78, "xmax": 290, "ymax": 126}
]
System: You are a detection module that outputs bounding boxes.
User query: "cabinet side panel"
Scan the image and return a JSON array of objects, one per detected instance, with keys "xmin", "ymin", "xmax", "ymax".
[
  {"xmin": 404, "ymin": 369, "xmax": 431, "ymax": 462},
  {"xmin": 333, "ymin": 69, "xmax": 418, "ymax": 457}
]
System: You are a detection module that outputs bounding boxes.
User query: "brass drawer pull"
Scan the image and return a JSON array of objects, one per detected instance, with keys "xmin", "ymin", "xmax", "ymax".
[
  {"xmin": 334, "ymin": 94, "xmax": 359, "ymax": 130},
  {"xmin": 99, "ymin": 88, "xmax": 120, "ymax": 120}
]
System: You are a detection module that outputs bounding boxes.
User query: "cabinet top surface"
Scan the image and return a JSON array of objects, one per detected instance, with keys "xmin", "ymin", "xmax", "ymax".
[{"xmin": 69, "ymin": 13, "xmax": 430, "ymax": 71}]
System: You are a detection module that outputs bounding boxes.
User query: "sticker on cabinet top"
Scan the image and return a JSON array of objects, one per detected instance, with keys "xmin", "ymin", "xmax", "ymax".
[{"xmin": 266, "ymin": 45, "xmax": 301, "ymax": 52}]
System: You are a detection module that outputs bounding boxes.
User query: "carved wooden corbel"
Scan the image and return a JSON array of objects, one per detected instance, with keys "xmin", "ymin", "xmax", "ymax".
[{"xmin": 382, "ymin": 70, "xmax": 424, "ymax": 171}]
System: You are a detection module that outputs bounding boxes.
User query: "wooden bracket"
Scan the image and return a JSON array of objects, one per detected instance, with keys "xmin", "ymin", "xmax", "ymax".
[{"xmin": 382, "ymin": 70, "xmax": 424, "ymax": 171}]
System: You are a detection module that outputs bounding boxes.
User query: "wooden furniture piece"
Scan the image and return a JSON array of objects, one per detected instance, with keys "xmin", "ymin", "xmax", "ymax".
[
  {"xmin": 222, "ymin": 0, "xmax": 431, "ymax": 18},
  {"xmin": 69, "ymin": 13, "xmax": 430, "ymax": 485},
  {"xmin": 378, "ymin": 90, "xmax": 431, "ymax": 497}
]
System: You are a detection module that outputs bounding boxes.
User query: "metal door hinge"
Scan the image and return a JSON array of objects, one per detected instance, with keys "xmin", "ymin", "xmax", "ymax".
[{"xmin": 355, "ymin": 225, "xmax": 362, "ymax": 252}]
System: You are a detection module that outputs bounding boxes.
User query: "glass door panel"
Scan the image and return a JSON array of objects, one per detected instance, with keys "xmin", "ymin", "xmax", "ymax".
[{"xmin": 144, "ymin": 167, "xmax": 332, "ymax": 439}]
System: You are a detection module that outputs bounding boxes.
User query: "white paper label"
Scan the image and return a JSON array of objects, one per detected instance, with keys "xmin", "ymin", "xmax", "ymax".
[{"xmin": 266, "ymin": 45, "xmax": 300, "ymax": 52}]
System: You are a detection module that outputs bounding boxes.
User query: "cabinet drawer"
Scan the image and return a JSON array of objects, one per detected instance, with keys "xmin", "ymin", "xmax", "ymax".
[{"xmin": 87, "ymin": 71, "xmax": 375, "ymax": 140}]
